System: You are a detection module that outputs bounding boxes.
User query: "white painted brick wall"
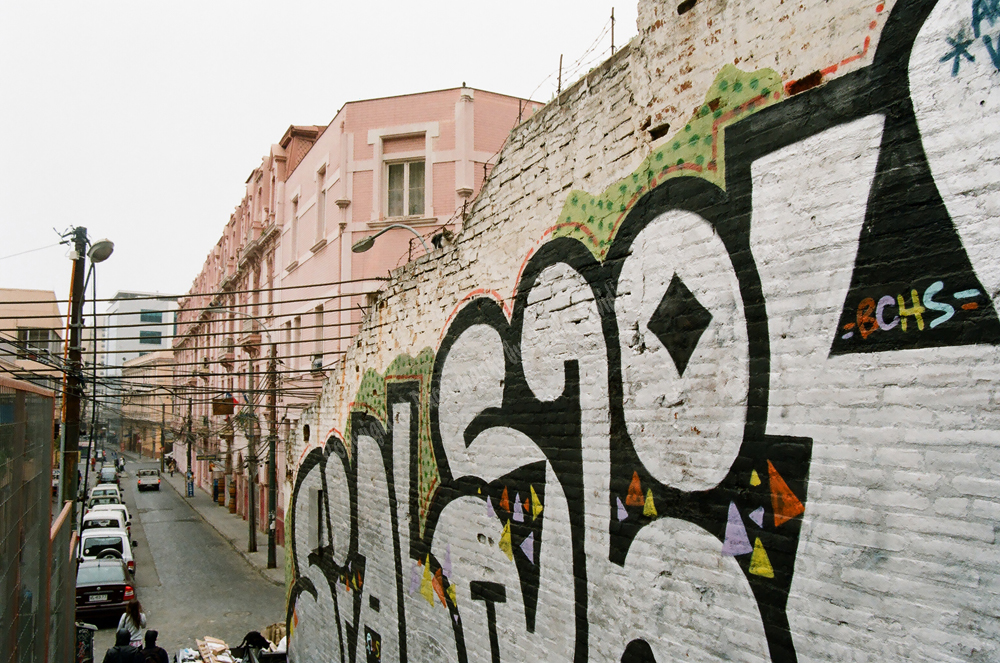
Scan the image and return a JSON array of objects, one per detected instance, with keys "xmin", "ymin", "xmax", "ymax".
[{"xmin": 284, "ymin": 0, "xmax": 1000, "ymax": 661}]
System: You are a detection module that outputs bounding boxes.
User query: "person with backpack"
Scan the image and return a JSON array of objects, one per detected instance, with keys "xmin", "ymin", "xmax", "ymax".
[
  {"xmin": 117, "ymin": 598, "xmax": 147, "ymax": 647},
  {"xmin": 102, "ymin": 629, "xmax": 139, "ymax": 663},
  {"xmin": 139, "ymin": 630, "xmax": 169, "ymax": 663}
]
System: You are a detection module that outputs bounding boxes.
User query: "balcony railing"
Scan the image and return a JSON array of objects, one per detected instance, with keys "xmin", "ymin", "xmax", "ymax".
[
  {"xmin": 239, "ymin": 319, "xmax": 262, "ymax": 349},
  {"xmin": 219, "ymin": 337, "xmax": 235, "ymax": 370}
]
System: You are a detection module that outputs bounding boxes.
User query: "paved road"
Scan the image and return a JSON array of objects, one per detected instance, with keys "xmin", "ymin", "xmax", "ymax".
[{"xmin": 89, "ymin": 457, "xmax": 286, "ymax": 657}]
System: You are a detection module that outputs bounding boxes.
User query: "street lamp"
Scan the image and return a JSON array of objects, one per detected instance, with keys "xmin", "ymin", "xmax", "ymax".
[
  {"xmin": 59, "ymin": 228, "xmax": 112, "ymax": 538},
  {"xmin": 351, "ymin": 223, "xmax": 430, "ymax": 255}
]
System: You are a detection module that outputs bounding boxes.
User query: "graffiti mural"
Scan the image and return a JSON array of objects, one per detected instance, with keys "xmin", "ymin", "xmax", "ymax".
[{"xmin": 287, "ymin": 0, "xmax": 1000, "ymax": 661}]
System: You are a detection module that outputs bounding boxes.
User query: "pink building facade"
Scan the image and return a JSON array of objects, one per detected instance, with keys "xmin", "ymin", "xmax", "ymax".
[{"xmin": 173, "ymin": 87, "xmax": 540, "ymax": 545}]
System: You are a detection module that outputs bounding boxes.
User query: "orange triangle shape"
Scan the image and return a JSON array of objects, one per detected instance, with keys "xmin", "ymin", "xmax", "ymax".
[
  {"xmin": 523, "ymin": 495, "xmax": 531, "ymax": 513},
  {"xmin": 625, "ymin": 471, "xmax": 645, "ymax": 507},
  {"xmin": 500, "ymin": 487, "xmax": 510, "ymax": 512},
  {"xmin": 768, "ymin": 460, "xmax": 804, "ymax": 526},
  {"xmin": 432, "ymin": 568, "xmax": 447, "ymax": 608}
]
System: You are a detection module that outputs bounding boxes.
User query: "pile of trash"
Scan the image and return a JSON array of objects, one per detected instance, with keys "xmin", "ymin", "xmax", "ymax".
[{"xmin": 177, "ymin": 624, "xmax": 286, "ymax": 663}]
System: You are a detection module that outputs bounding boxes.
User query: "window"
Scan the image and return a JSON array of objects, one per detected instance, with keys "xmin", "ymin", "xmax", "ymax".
[
  {"xmin": 293, "ymin": 317, "xmax": 301, "ymax": 369},
  {"xmin": 316, "ymin": 168, "xmax": 326, "ymax": 242},
  {"xmin": 17, "ymin": 328, "xmax": 55, "ymax": 358},
  {"xmin": 139, "ymin": 331, "xmax": 162, "ymax": 345},
  {"xmin": 288, "ymin": 198, "xmax": 299, "ymax": 268},
  {"xmin": 139, "ymin": 310, "xmax": 162, "ymax": 323},
  {"xmin": 387, "ymin": 160, "xmax": 425, "ymax": 217},
  {"xmin": 313, "ymin": 306, "xmax": 324, "ymax": 368}
]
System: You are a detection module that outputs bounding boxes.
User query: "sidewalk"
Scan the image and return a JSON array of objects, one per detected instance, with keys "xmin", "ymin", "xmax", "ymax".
[{"xmin": 126, "ymin": 451, "xmax": 286, "ymax": 587}]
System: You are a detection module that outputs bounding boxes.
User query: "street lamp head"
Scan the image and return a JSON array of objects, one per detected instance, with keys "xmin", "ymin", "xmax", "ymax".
[
  {"xmin": 351, "ymin": 236, "xmax": 375, "ymax": 253},
  {"xmin": 88, "ymin": 239, "xmax": 114, "ymax": 263}
]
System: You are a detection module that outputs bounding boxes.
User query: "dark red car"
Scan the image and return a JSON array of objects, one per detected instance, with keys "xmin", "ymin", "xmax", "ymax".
[{"xmin": 75, "ymin": 559, "xmax": 135, "ymax": 618}]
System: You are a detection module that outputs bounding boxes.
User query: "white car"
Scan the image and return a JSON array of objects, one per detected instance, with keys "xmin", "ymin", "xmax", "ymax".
[
  {"xmin": 88, "ymin": 503, "xmax": 132, "ymax": 538},
  {"xmin": 82, "ymin": 510, "xmax": 128, "ymax": 535},
  {"xmin": 89, "ymin": 484, "xmax": 122, "ymax": 501},
  {"xmin": 79, "ymin": 528, "xmax": 137, "ymax": 575}
]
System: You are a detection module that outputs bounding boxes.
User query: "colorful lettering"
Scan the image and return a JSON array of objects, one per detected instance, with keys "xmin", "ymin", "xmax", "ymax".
[
  {"xmin": 897, "ymin": 289, "xmax": 926, "ymax": 332},
  {"xmin": 876, "ymin": 295, "xmax": 899, "ymax": 331},
  {"xmin": 857, "ymin": 297, "xmax": 879, "ymax": 339},
  {"xmin": 972, "ymin": 0, "xmax": 1000, "ymax": 38},
  {"xmin": 923, "ymin": 281, "xmax": 955, "ymax": 328}
]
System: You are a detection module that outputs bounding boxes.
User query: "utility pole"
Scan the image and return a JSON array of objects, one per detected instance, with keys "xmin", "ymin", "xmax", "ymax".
[
  {"xmin": 60, "ymin": 227, "xmax": 87, "ymax": 510},
  {"xmin": 266, "ymin": 343, "xmax": 278, "ymax": 568},
  {"xmin": 160, "ymin": 402, "xmax": 166, "ymax": 474},
  {"xmin": 185, "ymin": 397, "xmax": 193, "ymax": 496},
  {"xmin": 558, "ymin": 54, "xmax": 563, "ymax": 95},
  {"xmin": 611, "ymin": 8, "xmax": 616, "ymax": 55},
  {"xmin": 247, "ymin": 358, "xmax": 258, "ymax": 553}
]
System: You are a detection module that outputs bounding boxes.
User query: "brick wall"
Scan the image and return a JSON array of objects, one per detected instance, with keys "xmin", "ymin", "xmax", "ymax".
[{"xmin": 284, "ymin": 0, "xmax": 1000, "ymax": 661}]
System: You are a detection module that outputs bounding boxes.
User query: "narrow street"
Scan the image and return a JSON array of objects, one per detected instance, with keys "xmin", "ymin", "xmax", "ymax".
[{"xmin": 87, "ymin": 455, "xmax": 285, "ymax": 658}]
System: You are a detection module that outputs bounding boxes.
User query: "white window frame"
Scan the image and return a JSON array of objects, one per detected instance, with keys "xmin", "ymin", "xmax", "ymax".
[
  {"xmin": 385, "ymin": 159, "xmax": 426, "ymax": 219},
  {"xmin": 287, "ymin": 195, "xmax": 299, "ymax": 270},
  {"xmin": 315, "ymin": 166, "xmax": 327, "ymax": 244},
  {"xmin": 368, "ymin": 122, "xmax": 438, "ymax": 225}
]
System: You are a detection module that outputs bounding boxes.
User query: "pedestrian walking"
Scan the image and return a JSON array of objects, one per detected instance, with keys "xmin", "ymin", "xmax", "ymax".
[
  {"xmin": 139, "ymin": 630, "xmax": 169, "ymax": 663},
  {"xmin": 101, "ymin": 629, "xmax": 139, "ymax": 663},
  {"xmin": 117, "ymin": 598, "xmax": 147, "ymax": 647}
]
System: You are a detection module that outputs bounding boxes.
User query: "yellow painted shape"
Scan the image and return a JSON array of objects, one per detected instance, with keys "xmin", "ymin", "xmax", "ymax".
[
  {"xmin": 643, "ymin": 489, "xmax": 657, "ymax": 517},
  {"xmin": 420, "ymin": 556, "xmax": 436, "ymax": 605},
  {"xmin": 750, "ymin": 469, "xmax": 761, "ymax": 487},
  {"xmin": 749, "ymin": 538, "xmax": 775, "ymax": 578},
  {"xmin": 499, "ymin": 521, "xmax": 514, "ymax": 561},
  {"xmin": 446, "ymin": 583, "xmax": 457, "ymax": 606},
  {"xmin": 549, "ymin": 64, "xmax": 783, "ymax": 262},
  {"xmin": 530, "ymin": 485, "xmax": 544, "ymax": 520}
]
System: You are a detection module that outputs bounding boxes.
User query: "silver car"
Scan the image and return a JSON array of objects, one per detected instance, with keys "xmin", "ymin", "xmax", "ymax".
[{"xmin": 136, "ymin": 469, "xmax": 161, "ymax": 491}]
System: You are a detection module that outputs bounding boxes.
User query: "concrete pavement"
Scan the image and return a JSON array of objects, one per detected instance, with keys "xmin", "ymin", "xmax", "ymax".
[{"xmin": 127, "ymin": 452, "xmax": 287, "ymax": 588}]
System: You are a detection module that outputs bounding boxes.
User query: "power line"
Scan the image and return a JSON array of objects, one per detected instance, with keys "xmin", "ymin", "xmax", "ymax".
[
  {"xmin": 0, "ymin": 288, "xmax": 381, "ymax": 322},
  {"xmin": 0, "ymin": 242, "xmax": 63, "ymax": 261},
  {"xmin": 0, "ymin": 276, "xmax": 388, "ymax": 307}
]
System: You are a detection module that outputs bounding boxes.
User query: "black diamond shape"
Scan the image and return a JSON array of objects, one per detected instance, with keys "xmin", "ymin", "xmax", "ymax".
[{"xmin": 646, "ymin": 274, "xmax": 713, "ymax": 377}]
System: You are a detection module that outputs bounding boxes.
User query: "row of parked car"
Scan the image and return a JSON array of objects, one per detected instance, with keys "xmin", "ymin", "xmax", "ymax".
[{"xmin": 75, "ymin": 461, "xmax": 161, "ymax": 621}]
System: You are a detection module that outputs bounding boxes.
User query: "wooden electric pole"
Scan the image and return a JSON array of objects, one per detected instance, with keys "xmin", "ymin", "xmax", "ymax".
[
  {"xmin": 247, "ymin": 358, "xmax": 257, "ymax": 553},
  {"xmin": 60, "ymin": 226, "xmax": 87, "ymax": 509},
  {"xmin": 266, "ymin": 343, "xmax": 278, "ymax": 568}
]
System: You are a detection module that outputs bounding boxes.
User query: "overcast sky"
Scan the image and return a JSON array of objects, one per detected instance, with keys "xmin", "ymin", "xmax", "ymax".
[{"xmin": 0, "ymin": 1, "xmax": 637, "ymax": 312}]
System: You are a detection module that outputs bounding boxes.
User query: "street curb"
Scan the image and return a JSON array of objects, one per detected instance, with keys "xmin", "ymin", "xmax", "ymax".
[{"xmin": 158, "ymin": 463, "xmax": 286, "ymax": 589}]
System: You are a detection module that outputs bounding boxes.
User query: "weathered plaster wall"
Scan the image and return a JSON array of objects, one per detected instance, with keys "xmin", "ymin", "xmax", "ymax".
[{"xmin": 285, "ymin": 0, "xmax": 1000, "ymax": 661}]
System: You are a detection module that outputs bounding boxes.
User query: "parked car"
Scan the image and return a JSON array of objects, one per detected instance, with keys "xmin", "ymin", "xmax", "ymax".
[
  {"xmin": 136, "ymin": 469, "xmax": 160, "ymax": 491},
  {"xmin": 75, "ymin": 558, "xmax": 135, "ymax": 618},
  {"xmin": 86, "ymin": 495, "xmax": 122, "ymax": 511},
  {"xmin": 51, "ymin": 469, "xmax": 60, "ymax": 496},
  {"xmin": 88, "ymin": 503, "xmax": 132, "ymax": 538},
  {"xmin": 82, "ymin": 510, "xmax": 128, "ymax": 536},
  {"xmin": 79, "ymin": 528, "xmax": 137, "ymax": 575},
  {"xmin": 89, "ymin": 484, "xmax": 122, "ymax": 501},
  {"xmin": 98, "ymin": 465, "xmax": 119, "ymax": 486}
]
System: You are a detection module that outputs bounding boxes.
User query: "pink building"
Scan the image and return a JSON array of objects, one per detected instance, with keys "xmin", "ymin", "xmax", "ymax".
[{"xmin": 174, "ymin": 87, "xmax": 540, "ymax": 545}]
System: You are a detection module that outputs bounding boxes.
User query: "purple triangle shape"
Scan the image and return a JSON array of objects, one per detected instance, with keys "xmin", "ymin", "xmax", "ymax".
[
  {"xmin": 749, "ymin": 507, "xmax": 765, "ymax": 528},
  {"xmin": 513, "ymin": 493, "xmax": 524, "ymax": 522},
  {"xmin": 409, "ymin": 562, "xmax": 420, "ymax": 595},
  {"xmin": 520, "ymin": 531, "xmax": 534, "ymax": 562},
  {"xmin": 721, "ymin": 501, "xmax": 753, "ymax": 556},
  {"xmin": 486, "ymin": 495, "xmax": 494, "ymax": 518},
  {"xmin": 617, "ymin": 496, "xmax": 628, "ymax": 521},
  {"xmin": 443, "ymin": 544, "xmax": 452, "ymax": 578}
]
